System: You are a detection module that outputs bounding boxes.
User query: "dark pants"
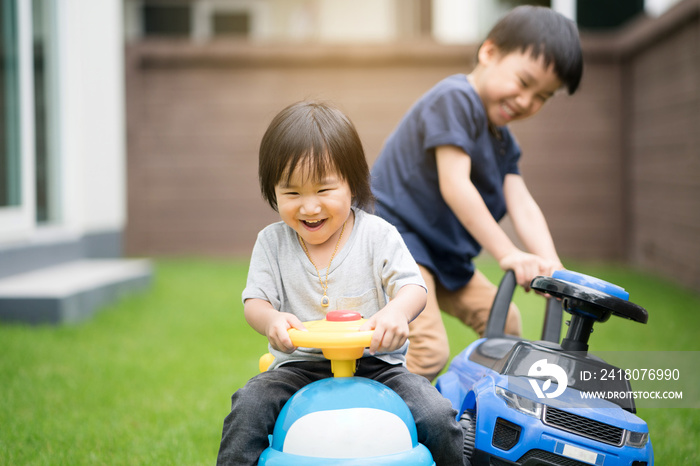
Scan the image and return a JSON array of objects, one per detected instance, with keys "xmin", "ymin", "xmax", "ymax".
[{"xmin": 216, "ymin": 358, "xmax": 466, "ymax": 465}]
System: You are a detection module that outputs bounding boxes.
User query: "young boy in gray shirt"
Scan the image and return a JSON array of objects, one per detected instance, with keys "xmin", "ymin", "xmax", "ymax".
[{"xmin": 216, "ymin": 101, "xmax": 468, "ymax": 465}]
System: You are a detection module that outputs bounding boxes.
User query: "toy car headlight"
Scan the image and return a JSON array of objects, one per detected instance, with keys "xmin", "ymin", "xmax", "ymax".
[
  {"xmin": 624, "ymin": 430, "xmax": 648, "ymax": 448},
  {"xmin": 495, "ymin": 386, "xmax": 543, "ymax": 418}
]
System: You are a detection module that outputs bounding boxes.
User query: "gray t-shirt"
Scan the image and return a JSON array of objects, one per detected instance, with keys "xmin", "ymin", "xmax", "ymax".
[{"xmin": 242, "ymin": 208, "xmax": 426, "ymax": 370}]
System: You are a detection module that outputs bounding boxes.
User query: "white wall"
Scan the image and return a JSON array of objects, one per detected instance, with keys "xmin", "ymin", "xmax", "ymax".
[
  {"xmin": 317, "ymin": 0, "xmax": 397, "ymax": 43},
  {"xmin": 57, "ymin": 0, "xmax": 126, "ymax": 236}
]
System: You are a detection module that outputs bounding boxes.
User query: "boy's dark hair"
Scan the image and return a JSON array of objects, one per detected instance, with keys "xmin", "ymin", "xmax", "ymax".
[
  {"xmin": 259, "ymin": 100, "xmax": 374, "ymax": 211},
  {"xmin": 485, "ymin": 5, "xmax": 583, "ymax": 94}
]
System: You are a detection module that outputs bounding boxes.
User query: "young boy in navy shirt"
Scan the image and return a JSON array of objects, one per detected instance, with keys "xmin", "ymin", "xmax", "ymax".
[{"xmin": 371, "ymin": 6, "xmax": 584, "ymax": 381}]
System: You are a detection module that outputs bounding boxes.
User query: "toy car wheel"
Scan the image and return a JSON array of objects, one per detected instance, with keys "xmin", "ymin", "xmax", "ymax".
[{"xmin": 459, "ymin": 409, "xmax": 476, "ymax": 461}]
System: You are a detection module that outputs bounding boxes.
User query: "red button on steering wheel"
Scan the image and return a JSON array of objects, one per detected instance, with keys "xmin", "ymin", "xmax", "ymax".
[{"xmin": 326, "ymin": 310, "xmax": 362, "ymax": 322}]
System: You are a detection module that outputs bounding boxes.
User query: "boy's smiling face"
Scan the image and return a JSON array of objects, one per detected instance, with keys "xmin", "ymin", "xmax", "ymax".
[
  {"xmin": 274, "ymin": 158, "xmax": 352, "ymax": 249},
  {"xmin": 470, "ymin": 40, "xmax": 563, "ymax": 127}
]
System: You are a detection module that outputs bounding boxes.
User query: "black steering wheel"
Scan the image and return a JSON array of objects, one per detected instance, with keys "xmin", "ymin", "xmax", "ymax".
[
  {"xmin": 530, "ymin": 275, "xmax": 648, "ymax": 324},
  {"xmin": 531, "ymin": 272, "xmax": 648, "ymax": 352}
]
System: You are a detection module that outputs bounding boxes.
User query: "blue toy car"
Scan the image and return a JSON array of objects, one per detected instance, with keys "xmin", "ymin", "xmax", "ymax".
[{"xmin": 436, "ymin": 270, "xmax": 654, "ymax": 466}]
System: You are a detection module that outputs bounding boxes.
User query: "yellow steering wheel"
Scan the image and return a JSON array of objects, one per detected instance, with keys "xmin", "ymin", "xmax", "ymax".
[{"xmin": 288, "ymin": 310, "xmax": 373, "ymax": 377}]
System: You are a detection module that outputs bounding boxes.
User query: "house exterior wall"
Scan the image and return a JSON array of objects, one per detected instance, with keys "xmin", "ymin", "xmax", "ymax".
[
  {"xmin": 509, "ymin": 58, "xmax": 626, "ymax": 261},
  {"xmin": 0, "ymin": 0, "xmax": 127, "ymax": 276},
  {"xmin": 124, "ymin": 0, "xmax": 700, "ymax": 291},
  {"xmin": 124, "ymin": 43, "xmax": 472, "ymax": 256},
  {"xmin": 123, "ymin": 41, "xmax": 625, "ymax": 261},
  {"xmin": 624, "ymin": 2, "xmax": 700, "ymax": 289}
]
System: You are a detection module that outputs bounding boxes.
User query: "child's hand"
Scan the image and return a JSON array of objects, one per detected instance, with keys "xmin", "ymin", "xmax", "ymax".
[
  {"xmin": 359, "ymin": 307, "xmax": 410, "ymax": 355},
  {"xmin": 535, "ymin": 259, "xmax": 564, "ymax": 299},
  {"xmin": 542, "ymin": 259, "xmax": 564, "ymax": 277},
  {"xmin": 265, "ymin": 313, "xmax": 306, "ymax": 354},
  {"xmin": 499, "ymin": 250, "xmax": 554, "ymax": 291}
]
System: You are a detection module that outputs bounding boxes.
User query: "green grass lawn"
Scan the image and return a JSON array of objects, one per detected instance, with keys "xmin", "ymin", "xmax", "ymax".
[{"xmin": 1, "ymin": 258, "xmax": 698, "ymax": 464}]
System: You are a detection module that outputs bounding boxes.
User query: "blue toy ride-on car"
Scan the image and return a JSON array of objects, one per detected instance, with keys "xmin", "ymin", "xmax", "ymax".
[
  {"xmin": 436, "ymin": 270, "xmax": 654, "ymax": 466},
  {"xmin": 258, "ymin": 310, "xmax": 435, "ymax": 465}
]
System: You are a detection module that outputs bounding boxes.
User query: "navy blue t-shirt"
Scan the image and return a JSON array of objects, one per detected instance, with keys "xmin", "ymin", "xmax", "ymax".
[{"xmin": 371, "ymin": 74, "xmax": 521, "ymax": 291}]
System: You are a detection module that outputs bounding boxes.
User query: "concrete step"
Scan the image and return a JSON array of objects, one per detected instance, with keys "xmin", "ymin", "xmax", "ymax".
[{"xmin": 0, "ymin": 259, "xmax": 153, "ymax": 324}]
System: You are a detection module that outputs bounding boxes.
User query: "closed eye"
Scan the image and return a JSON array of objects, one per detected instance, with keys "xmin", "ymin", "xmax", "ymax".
[
  {"xmin": 317, "ymin": 184, "xmax": 339, "ymax": 193},
  {"xmin": 536, "ymin": 92, "xmax": 554, "ymax": 103}
]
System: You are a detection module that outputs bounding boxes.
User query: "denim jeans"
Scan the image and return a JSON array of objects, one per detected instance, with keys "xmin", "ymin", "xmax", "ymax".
[{"xmin": 216, "ymin": 358, "xmax": 467, "ymax": 465}]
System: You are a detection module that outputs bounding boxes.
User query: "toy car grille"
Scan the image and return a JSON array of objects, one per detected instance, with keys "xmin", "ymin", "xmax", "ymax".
[{"xmin": 543, "ymin": 406, "xmax": 624, "ymax": 446}]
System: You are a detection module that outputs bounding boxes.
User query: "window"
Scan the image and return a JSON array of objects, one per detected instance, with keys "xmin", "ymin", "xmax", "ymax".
[
  {"xmin": 143, "ymin": 4, "xmax": 192, "ymax": 37},
  {"xmin": 0, "ymin": 0, "xmax": 60, "ymax": 238},
  {"xmin": 133, "ymin": 1, "xmax": 257, "ymax": 41},
  {"xmin": 212, "ymin": 12, "xmax": 250, "ymax": 37},
  {"xmin": 1, "ymin": 0, "xmax": 21, "ymax": 209}
]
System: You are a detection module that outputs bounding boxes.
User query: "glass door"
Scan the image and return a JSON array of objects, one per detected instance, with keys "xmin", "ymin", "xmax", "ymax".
[{"xmin": 0, "ymin": 0, "xmax": 59, "ymax": 240}]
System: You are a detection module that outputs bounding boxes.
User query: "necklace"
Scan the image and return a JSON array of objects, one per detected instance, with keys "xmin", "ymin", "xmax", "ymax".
[{"xmin": 298, "ymin": 220, "xmax": 347, "ymax": 307}]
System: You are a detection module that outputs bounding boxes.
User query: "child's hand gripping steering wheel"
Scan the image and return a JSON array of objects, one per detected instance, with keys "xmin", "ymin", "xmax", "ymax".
[{"xmin": 288, "ymin": 310, "xmax": 374, "ymax": 377}]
